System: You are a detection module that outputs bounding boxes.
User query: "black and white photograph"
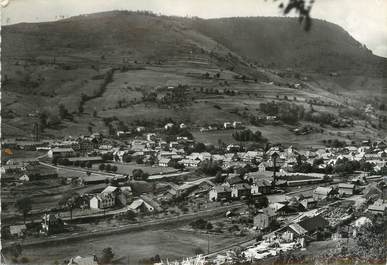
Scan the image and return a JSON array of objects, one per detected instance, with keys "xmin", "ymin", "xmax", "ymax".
[{"xmin": 0, "ymin": 0, "xmax": 386, "ymax": 264}]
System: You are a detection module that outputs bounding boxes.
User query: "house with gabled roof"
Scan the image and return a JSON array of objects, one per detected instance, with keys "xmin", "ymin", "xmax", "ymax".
[
  {"xmin": 223, "ymin": 173, "xmax": 243, "ymax": 187},
  {"xmin": 298, "ymin": 215, "xmax": 330, "ymax": 234},
  {"xmin": 158, "ymin": 158, "xmax": 171, "ymax": 167},
  {"xmin": 362, "ymin": 184, "xmax": 382, "ymax": 200},
  {"xmin": 231, "ymin": 183, "xmax": 251, "ymax": 199},
  {"xmin": 338, "ymin": 183, "xmax": 356, "ymax": 196},
  {"xmin": 367, "ymin": 199, "xmax": 387, "ymax": 216},
  {"xmin": 253, "ymin": 179, "xmax": 273, "ymax": 195},
  {"xmin": 9, "ymin": 224, "xmax": 27, "ymax": 238},
  {"xmin": 179, "ymin": 159, "xmax": 200, "ymax": 168},
  {"xmin": 300, "ymin": 198, "xmax": 318, "ymax": 210},
  {"xmin": 313, "ymin": 186, "xmax": 337, "ymax": 201},
  {"xmin": 67, "ymin": 255, "xmax": 98, "ymax": 265},
  {"xmin": 287, "ymin": 223, "xmax": 308, "ymax": 237},
  {"xmin": 47, "ymin": 147, "xmax": 75, "ymax": 158},
  {"xmin": 127, "ymin": 195, "xmax": 162, "ymax": 214},
  {"xmin": 254, "ymin": 207, "xmax": 277, "ymax": 230},
  {"xmin": 128, "ymin": 199, "xmax": 155, "ymax": 213},
  {"xmin": 41, "ymin": 214, "xmax": 64, "ymax": 235},
  {"xmin": 90, "ymin": 193, "xmax": 115, "ymax": 209},
  {"xmin": 209, "ymin": 185, "xmax": 231, "ymax": 201},
  {"xmin": 89, "ymin": 185, "xmax": 125, "ymax": 209}
]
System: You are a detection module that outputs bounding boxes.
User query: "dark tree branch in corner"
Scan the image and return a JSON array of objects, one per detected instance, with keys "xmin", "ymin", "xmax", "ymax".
[{"xmin": 272, "ymin": 0, "xmax": 315, "ymax": 31}]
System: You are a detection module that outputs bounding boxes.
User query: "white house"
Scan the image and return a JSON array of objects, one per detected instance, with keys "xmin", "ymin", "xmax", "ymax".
[
  {"xmin": 254, "ymin": 207, "xmax": 277, "ymax": 230},
  {"xmin": 251, "ymin": 184, "xmax": 262, "ymax": 196},
  {"xmin": 68, "ymin": 256, "xmax": 98, "ymax": 265},
  {"xmin": 223, "ymin": 122, "xmax": 232, "ymax": 129},
  {"xmin": 313, "ymin": 187, "xmax": 336, "ymax": 201},
  {"xmin": 179, "ymin": 159, "xmax": 200, "ymax": 168},
  {"xmin": 128, "ymin": 199, "xmax": 155, "ymax": 213},
  {"xmin": 233, "ymin": 121, "xmax": 242, "ymax": 128},
  {"xmin": 90, "ymin": 186, "xmax": 119, "ymax": 209},
  {"xmin": 147, "ymin": 133, "xmax": 157, "ymax": 141},
  {"xmin": 164, "ymin": 123, "xmax": 174, "ymax": 130},
  {"xmin": 338, "ymin": 183, "xmax": 356, "ymax": 196},
  {"xmin": 9, "ymin": 224, "xmax": 27, "ymax": 237},
  {"xmin": 209, "ymin": 186, "xmax": 231, "ymax": 201},
  {"xmin": 47, "ymin": 148, "xmax": 75, "ymax": 158},
  {"xmin": 90, "ymin": 194, "xmax": 115, "ymax": 209},
  {"xmin": 19, "ymin": 174, "xmax": 30, "ymax": 182},
  {"xmin": 180, "ymin": 123, "xmax": 187, "ymax": 129},
  {"xmin": 231, "ymin": 183, "xmax": 251, "ymax": 198},
  {"xmin": 367, "ymin": 199, "xmax": 387, "ymax": 216},
  {"xmin": 159, "ymin": 158, "xmax": 171, "ymax": 167}
]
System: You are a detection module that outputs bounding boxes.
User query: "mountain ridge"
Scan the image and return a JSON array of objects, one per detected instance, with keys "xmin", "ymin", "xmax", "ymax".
[{"xmin": 3, "ymin": 10, "xmax": 386, "ymax": 73}]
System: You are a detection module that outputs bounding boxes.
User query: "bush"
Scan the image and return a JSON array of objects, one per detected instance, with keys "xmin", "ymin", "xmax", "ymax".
[
  {"xmin": 100, "ymin": 247, "xmax": 114, "ymax": 265},
  {"xmin": 138, "ymin": 255, "xmax": 161, "ymax": 265},
  {"xmin": 232, "ymin": 129, "xmax": 266, "ymax": 142},
  {"xmin": 102, "ymin": 153, "xmax": 113, "ymax": 162},
  {"xmin": 228, "ymin": 225, "xmax": 240, "ymax": 233},
  {"xmin": 190, "ymin": 219, "xmax": 212, "ymax": 230},
  {"xmin": 198, "ymin": 160, "xmax": 221, "ymax": 176},
  {"xmin": 20, "ymin": 256, "xmax": 30, "ymax": 263},
  {"xmin": 132, "ymin": 169, "xmax": 149, "ymax": 181},
  {"xmin": 194, "ymin": 247, "xmax": 204, "ymax": 255}
]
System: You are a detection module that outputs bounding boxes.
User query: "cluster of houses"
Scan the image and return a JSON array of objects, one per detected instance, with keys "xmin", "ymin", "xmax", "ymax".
[
  {"xmin": 4, "ymin": 130, "xmax": 386, "ymax": 180},
  {"xmin": 87, "ymin": 184, "xmax": 163, "ymax": 215},
  {"xmin": 2, "ymin": 127, "xmax": 386, "ymax": 248},
  {"xmin": 4, "ymin": 213, "xmax": 65, "ymax": 239},
  {"xmin": 153, "ymin": 141, "xmax": 387, "ymax": 177},
  {"xmin": 251, "ymin": 178, "xmax": 387, "ymax": 234},
  {"xmin": 1, "ymin": 159, "xmax": 58, "ymax": 184},
  {"xmin": 200, "ymin": 121, "xmax": 243, "ymax": 132}
]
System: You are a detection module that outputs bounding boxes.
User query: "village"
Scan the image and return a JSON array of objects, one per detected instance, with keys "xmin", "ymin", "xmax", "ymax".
[{"xmin": 1, "ymin": 121, "xmax": 386, "ymax": 265}]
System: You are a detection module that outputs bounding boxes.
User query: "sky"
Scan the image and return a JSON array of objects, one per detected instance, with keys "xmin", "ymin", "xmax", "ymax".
[{"xmin": 1, "ymin": 0, "xmax": 387, "ymax": 57}]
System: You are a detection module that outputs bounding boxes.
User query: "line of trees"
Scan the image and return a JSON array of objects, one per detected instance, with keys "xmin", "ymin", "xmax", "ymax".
[
  {"xmin": 78, "ymin": 69, "xmax": 115, "ymax": 114},
  {"xmin": 98, "ymin": 164, "xmax": 118, "ymax": 173},
  {"xmin": 15, "ymin": 197, "xmax": 32, "ymax": 224},
  {"xmin": 53, "ymin": 158, "xmax": 93, "ymax": 168},
  {"xmin": 293, "ymin": 156, "xmax": 376, "ymax": 175},
  {"xmin": 259, "ymin": 100, "xmax": 352, "ymax": 128},
  {"xmin": 58, "ymin": 192, "xmax": 80, "ymax": 221},
  {"xmin": 232, "ymin": 129, "xmax": 267, "ymax": 142},
  {"xmin": 259, "ymin": 101, "xmax": 305, "ymax": 125}
]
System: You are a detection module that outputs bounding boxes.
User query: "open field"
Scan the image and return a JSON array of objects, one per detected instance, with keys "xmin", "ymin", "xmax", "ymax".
[
  {"xmin": 192, "ymin": 116, "xmax": 381, "ymax": 149},
  {"xmin": 92, "ymin": 162, "xmax": 176, "ymax": 175},
  {"xmin": 1, "ymin": 163, "xmax": 109, "ymax": 221},
  {"xmin": 20, "ymin": 229, "xmax": 244, "ymax": 265},
  {"xmin": 1, "ymin": 150, "xmax": 46, "ymax": 159},
  {"xmin": 2, "ymin": 61, "xmax": 384, "ymax": 142}
]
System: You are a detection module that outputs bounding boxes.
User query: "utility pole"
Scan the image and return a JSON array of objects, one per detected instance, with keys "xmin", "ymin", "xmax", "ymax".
[
  {"xmin": 207, "ymin": 224, "xmax": 210, "ymax": 255},
  {"xmin": 271, "ymin": 152, "xmax": 279, "ymax": 185},
  {"xmin": 207, "ymin": 232, "xmax": 210, "ymax": 254},
  {"xmin": 33, "ymin": 122, "xmax": 40, "ymax": 141}
]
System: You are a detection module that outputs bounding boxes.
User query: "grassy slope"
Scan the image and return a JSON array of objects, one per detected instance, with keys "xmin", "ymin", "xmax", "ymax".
[
  {"xmin": 1, "ymin": 11, "xmax": 386, "ymax": 144},
  {"xmin": 193, "ymin": 17, "xmax": 387, "ymax": 73}
]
